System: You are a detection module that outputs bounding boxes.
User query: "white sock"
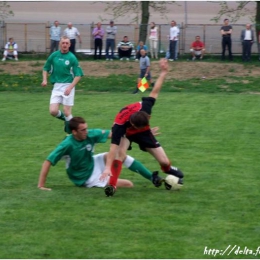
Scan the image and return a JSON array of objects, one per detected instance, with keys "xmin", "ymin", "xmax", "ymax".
[
  {"xmin": 65, "ymin": 115, "xmax": 73, "ymax": 121},
  {"xmin": 123, "ymin": 155, "xmax": 134, "ymax": 168}
]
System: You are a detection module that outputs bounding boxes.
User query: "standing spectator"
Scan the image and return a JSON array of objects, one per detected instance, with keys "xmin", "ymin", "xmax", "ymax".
[
  {"xmin": 220, "ymin": 18, "xmax": 233, "ymax": 61},
  {"xmin": 105, "ymin": 20, "xmax": 117, "ymax": 61},
  {"xmin": 175, "ymin": 24, "xmax": 180, "ymax": 60},
  {"xmin": 92, "ymin": 22, "xmax": 105, "ymax": 60},
  {"xmin": 63, "ymin": 22, "xmax": 82, "ymax": 55},
  {"xmin": 241, "ymin": 23, "xmax": 254, "ymax": 62},
  {"xmin": 169, "ymin": 20, "xmax": 179, "ymax": 61},
  {"xmin": 49, "ymin": 20, "xmax": 61, "ymax": 53},
  {"xmin": 41, "ymin": 36, "xmax": 84, "ymax": 134},
  {"xmin": 135, "ymin": 41, "xmax": 148, "ymax": 61},
  {"xmin": 2, "ymin": 37, "xmax": 18, "ymax": 61},
  {"xmin": 149, "ymin": 22, "xmax": 159, "ymax": 59},
  {"xmin": 190, "ymin": 36, "xmax": 205, "ymax": 60},
  {"xmin": 117, "ymin": 36, "xmax": 133, "ymax": 60},
  {"xmin": 132, "ymin": 49, "xmax": 153, "ymax": 94}
]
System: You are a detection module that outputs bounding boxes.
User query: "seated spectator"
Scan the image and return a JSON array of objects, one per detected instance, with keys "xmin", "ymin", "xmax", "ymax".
[
  {"xmin": 190, "ymin": 36, "xmax": 205, "ymax": 60},
  {"xmin": 135, "ymin": 41, "xmax": 148, "ymax": 61},
  {"xmin": 2, "ymin": 37, "xmax": 18, "ymax": 61},
  {"xmin": 117, "ymin": 36, "xmax": 133, "ymax": 60}
]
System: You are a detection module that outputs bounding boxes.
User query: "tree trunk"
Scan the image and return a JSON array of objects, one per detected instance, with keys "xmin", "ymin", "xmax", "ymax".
[
  {"xmin": 139, "ymin": 1, "xmax": 150, "ymax": 44},
  {"xmin": 255, "ymin": 1, "xmax": 260, "ymax": 51}
]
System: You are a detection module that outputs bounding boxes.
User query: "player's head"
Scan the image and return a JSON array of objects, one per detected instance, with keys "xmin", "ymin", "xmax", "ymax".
[
  {"xmin": 129, "ymin": 111, "xmax": 150, "ymax": 129},
  {"xmin": 140, "ymin": 49, "xmax": 146, "ymax": 57},
  {"xmin": 59, "ymin": 36, "xmax": 71, "ymax": 53},
  {"xmin": 69, "ymin": 117, "xmax": 88, "ymax": 141}
]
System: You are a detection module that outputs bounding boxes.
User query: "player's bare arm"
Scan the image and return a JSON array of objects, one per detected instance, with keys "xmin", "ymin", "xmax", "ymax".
[
  {"xmin": 38, "ymin": 160, "xmax": 52, "ymax": 191},
  {"xmin": 41, "ymin": 71, "xmax": 48, "ymax": 87},
  {"xmin": 64, "ymin": 76, "xmax": 82, "ymax": 96},
  {"xmin": 149, "ymin": 58, "xmax": 168, "ymax": 100}
]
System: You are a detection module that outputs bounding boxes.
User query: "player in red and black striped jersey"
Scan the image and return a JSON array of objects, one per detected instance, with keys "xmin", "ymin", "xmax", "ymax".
[{"xmin": 100, "ymin": 59, "xmax": 184, "ymax": 197}]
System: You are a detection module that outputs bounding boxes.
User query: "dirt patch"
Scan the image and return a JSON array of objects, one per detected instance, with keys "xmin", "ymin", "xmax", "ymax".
[{"xmin": 1, "ymin": 60, "xmax": 260, "ymax": 80}]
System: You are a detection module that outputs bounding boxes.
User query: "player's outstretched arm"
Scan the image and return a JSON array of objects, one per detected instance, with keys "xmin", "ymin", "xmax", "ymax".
[
  {"xmin": 149, "ymin": 58, "xmax": 169, "ymax": 100},
  {"xmin": 38, "ymin": 160, "xmax": 52, "ymax": 191}
]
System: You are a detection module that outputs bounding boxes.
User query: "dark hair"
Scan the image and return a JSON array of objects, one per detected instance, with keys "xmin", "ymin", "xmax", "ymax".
[
  {"xmin": 130, "ymin": 111, "xmax": 150, "ymax": 128},
  {"xmin": 69, "ymin": 117, "xmax": 86, "ymax": 131},
  {"xmin": 224, "ymin": 18, "xmax": 229, "ymax": 22}
]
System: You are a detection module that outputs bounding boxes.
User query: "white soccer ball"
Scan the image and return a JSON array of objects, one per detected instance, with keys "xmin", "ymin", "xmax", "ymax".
[{"xmin": 165, "ymin": 175, "xmax": 183, "ymax": 191}]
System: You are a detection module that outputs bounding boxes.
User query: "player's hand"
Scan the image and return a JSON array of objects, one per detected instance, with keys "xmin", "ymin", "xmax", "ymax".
[
  {"xmin": 41, "ymin": 80, "xmax": 47, "ymax": 87},
  {"xmin": 38, "ymin": 186, "xmax": 52, "ymax": 191},
  {"xmin": 64, "ymin": 87, "xmax": 72, "ymax": 96},
  {"xmin": 151, "ymin": 126, "xmax": 161, "ymax": 136},
  {"xmin": 159, "ymin": 58, "xmax": 169, "ymax": 73},
  {"xmin": 100, "ymin": 169, "xmax": 112, "ymax": 181}
]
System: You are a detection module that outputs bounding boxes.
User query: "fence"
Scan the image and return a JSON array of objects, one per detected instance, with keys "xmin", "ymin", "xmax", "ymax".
[{"xmin": 0, "ymin": 22, "xmax": 259, "ymax": 55}]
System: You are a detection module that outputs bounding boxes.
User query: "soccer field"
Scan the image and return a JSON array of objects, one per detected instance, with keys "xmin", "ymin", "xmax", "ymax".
[{"xmin": 0, "ymin": 91, "xmax": 259, "ymax": 259}]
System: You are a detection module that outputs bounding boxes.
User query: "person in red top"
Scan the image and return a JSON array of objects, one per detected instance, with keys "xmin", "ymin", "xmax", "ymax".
[
  {"xmin": 100, "ymin": 58, "xmax": 184, "ymax": 196},
  {"xmin": 190, "ymin": 36, "xmax": 205, "ymax": 60}
]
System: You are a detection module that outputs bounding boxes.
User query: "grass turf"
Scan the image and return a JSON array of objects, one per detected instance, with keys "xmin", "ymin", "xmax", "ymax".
[{"xmin": 0, "ymin": 90, "xmax": 259, "ymax": 259}]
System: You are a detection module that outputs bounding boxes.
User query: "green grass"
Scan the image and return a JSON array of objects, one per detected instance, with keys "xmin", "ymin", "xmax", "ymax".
[{"xmin": 0, "ymin": 88, "xmax": 260, "ymax": 258}]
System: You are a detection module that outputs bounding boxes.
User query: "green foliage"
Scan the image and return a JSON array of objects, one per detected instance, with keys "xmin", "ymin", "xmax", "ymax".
[
  {"xmin": 210, "ymin": 1, "xmax": 255, "ymax": 23},
  {"xmin": 0, "ymin": 91, "xmax": 260, "ymax": 258},
  {"xmin": 0, "ymin": 1, "xmax": 14, "ymax": 21}
]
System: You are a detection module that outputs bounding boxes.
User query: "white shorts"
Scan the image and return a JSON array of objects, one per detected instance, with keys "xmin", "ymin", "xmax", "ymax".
[
  {"xmin": 50, "ymin": 83, "xmax": 75, "ymax": 106},
  {"xmin": 84, "ymin": 153, "xmax": 110, "ymax": 188}
]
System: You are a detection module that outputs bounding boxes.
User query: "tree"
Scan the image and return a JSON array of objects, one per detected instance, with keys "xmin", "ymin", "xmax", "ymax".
[
  {"xmin": 100, "ymin": 1, "xmax": 175, "ymax": 43},
  {"xmin": 0, "ymin": 2, "xmax": 14, "ymax": 22}
]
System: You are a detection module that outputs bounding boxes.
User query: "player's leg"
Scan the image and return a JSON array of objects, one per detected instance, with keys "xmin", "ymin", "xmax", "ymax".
[
  {"xmin": 123, "ymin": 154, "xmax": 163, "ymax": 187},
  {"xmin": 84, "ymin": 153, "xmax": 133, "ymax": 188},
  {"xmin": 146, "ymin": 146, "xmax": 184, "ymax": 179},
  {"xmin": 49, "ymin": 90, "xmax": 65, "ymax": 122},
  {"xmin": 62, "ymin": 87, "xmax": 75, "ymax": 134}
]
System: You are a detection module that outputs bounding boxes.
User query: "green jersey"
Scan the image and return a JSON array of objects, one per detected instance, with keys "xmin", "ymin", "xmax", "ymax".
[
  {"xmin": 47, "ymin": 129, "xmax": 110, "ymax": 186},
  {"xmin": 43, "ymin": 50, "xmax": 84, "ymax": 84}
]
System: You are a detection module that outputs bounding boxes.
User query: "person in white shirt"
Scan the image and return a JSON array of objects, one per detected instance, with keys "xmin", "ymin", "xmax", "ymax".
[
  {"xmin": 169, "ymin": 20, "xmax": 179, "ymax": 61},
  {"xmin": 240, "ymin": 23, "xmax": 254, "ymax": 62},
  {"xmin": 149, "ymin": 22, "xmax": 159, "ymax": 59},
  {"xmin": 2, "ymin": 37, "xmax": 18, "ymax": 61},
  {"xmin": 63, "ymin": 22, "xmax": 82, "ymax": 54},
  {"xmin": 105, "ymin": 20, "xmax": 117, "ymax": 60}
]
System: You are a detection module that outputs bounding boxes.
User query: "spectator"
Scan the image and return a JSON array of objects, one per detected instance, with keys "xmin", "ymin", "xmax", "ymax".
[
  {"xmin": 149, "ymin": 22, "xmax": 159, "ymax": 59},
  {"xmin": 169, "ymin": 20, "xmax": 179, "ymax": 61},
  {"xmin": 132, "ymin": 49, "xmax": 153, "ymax": 94},
  {"xmin": 190, "ymin": 36, "xmax": 205, "ymax": 60},
  {"xmin": 63, "ymin": 22, "xmax": 82, "ymax": 54},
  {"xmin": 105, "ymin": 20, "xmax": 117, "ymax": 61},
  {"xmin": 135, "ymin": 41, "xmax": 148, "ymax": 61},
  {"xmin": 2, "ymin": 37, "xmax": 18, "ymax": 61},
  {"xmin": 220, "ymin": 18, "xmax": 233, "ymax": 61},
  {"xmin": 117, "ymin": 36, "xmax": 133, "ymax": 61},
  {"xmin": 92, "ymin": 22, "xmax": 105, "ymax": 60},
  {"xmin": 241, "ymin": 23, "xmax": 254, "ymax": 62},
  {"xmin": 49, "ymin": 20, "xmax": 61, "ymax": 53}
]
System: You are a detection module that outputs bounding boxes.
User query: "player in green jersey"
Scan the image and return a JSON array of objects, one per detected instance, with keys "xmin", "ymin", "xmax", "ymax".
[
  {"xmin": 41, "ymin": 36, "xmax": 84, "ymax": 134},
  {"xmin": 38, "ymin": 117, "xmax": 163, "ymax": 191}
]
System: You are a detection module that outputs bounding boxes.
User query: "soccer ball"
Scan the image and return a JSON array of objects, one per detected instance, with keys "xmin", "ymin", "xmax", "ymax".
[{"xmin": 164, "ymin": 175, "xmax": 183, "ymax": 191}]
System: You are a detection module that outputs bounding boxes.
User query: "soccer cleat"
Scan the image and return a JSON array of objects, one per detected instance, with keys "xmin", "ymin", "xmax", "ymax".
[
  {"xmin": 2, "ymin": 57, "xmax": 6, "ymax": 61},
  {"xmin": 192, "ymin": 57, "xmax": 196, "ymax": 61},
  {"xmin": 152, "ymin": 171, "xmax": 164, "ymax": 188},
  {"xmin": 104, "ymin": 185, "xmax": 116, "ymax": 197},
  {"xmin": 167, "ymin": 166, "xmax": 184, "ymax": 179}
]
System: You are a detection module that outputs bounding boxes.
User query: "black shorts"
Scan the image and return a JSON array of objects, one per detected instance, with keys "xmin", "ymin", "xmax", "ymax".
[{"xmin": 127, "ymin": 130, "xmax": 161, "ymax": 152}]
